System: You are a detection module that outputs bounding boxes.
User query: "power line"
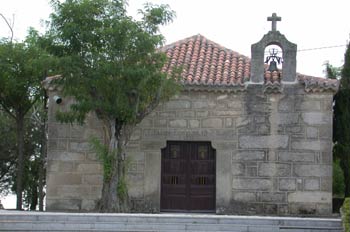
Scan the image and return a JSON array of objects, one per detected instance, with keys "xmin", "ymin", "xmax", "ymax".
[
  {"xmin": 264, "ymin": 44, "xmax": 347, "ymax": 55},
  {"xmin": 297, "ymin": 44, "xmax": 347, "ymax": 52}
]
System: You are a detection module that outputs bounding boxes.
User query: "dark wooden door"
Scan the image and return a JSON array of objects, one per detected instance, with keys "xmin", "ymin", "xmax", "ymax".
[{"xmin": 161, "ymin": 141, "xmax": 216, "ymax": 212}]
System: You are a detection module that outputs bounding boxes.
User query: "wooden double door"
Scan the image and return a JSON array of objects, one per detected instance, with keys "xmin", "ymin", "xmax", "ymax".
[{"xmin": 161, "ymin": 141, "xmax": 216, "ymax": 212}]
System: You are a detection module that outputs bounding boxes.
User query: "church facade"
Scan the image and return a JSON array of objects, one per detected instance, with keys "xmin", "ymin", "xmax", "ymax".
[{"xmin": 44, "ymin": 14, "xmax": 339, "ymax": 216}]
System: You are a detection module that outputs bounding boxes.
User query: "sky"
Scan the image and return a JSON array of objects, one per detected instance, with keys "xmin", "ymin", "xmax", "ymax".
[
  {"xmin": 0, "ymin": 0, "xmax": 350, "ymax": 208},
  {"xmin": 1, "ymin": 0, "xmax": 350, "ymax": 78}
]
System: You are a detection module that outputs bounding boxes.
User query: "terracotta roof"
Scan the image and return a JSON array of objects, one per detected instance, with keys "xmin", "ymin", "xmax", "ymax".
[
  {"xmin": 161, "ymin": 34, "xmax": 250, "ymax": 89},
  {"xmin": 162, "ymin": 34, "xmax": 339, "ymax": 93},
  {"xmin": 297, "ymin": 75, "xmax": 339, "ymax": 93},
  {"xmin": 43, "ymin": 34, "xmax": 339, "ymax": 93}
]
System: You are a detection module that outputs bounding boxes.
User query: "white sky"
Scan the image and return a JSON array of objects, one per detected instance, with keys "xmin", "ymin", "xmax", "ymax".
[
  {"xmin": 134, "ymin": 0, "xmax": 350, "ymax": 77},
  {"xmin": 0, "ymin": 0, "xmax": 350, "ymax": 208},
  {"xmin": 1, "ymin": 0, "xmax": 350, "ymax": 78}
]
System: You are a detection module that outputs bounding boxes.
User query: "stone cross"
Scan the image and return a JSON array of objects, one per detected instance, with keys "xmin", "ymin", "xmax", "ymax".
[{"xmin": 267, "ymin": 13, "xmax": 281, "ymax": 32}]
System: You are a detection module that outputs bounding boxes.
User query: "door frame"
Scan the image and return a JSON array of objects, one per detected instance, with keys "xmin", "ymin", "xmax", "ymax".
[{"xmin": 160, "ymin": 141, "xmax": 216, "ymax": 212}]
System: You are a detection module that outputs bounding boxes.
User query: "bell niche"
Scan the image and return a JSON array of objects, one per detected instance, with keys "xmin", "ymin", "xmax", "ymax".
[
  {"xmin": 264, "ymin": 44, "xmax": 283, "ymax": 83},
  {"xmin": 251, "ymin": 13, "xmax": 297, "ymax": 83}
]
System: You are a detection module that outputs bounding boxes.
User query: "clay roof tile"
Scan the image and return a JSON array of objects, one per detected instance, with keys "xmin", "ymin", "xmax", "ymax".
[{"xmin": 161, "ymin": 35, "xmax": 339, "ymax": 92}]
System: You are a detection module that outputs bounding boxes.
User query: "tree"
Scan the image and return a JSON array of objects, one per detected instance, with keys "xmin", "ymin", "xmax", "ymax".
[
  {"xmin": 0, "ymin": 28, "xmax": 56, "ymax": 209},
  {"xmin": 324, "ymin": 61, "xmax": 341, "ymax": 79},
  {"xmin": 31, "ymin": 99, "xmax": 48, "ymax": 211},
  {"xmin": 333, "ymin": 159, "xmax": 345, "ymax": 197},
  {"xmin": 21, "ymin": 102, "xmax": 47, "ymax": 210},
  {"xmin": 0, "ymin": 103, "xmax": 47, "ymax": 210},
  {"xmin": 0, "ymin": 108, "xmax": 16, "ymax": 196},
  {"xmin": 46, "ymin": 0, "xmax": 179, "ymax": 212},
  {"xmin": 333, "ymin": 42, "xmax": 350, "ymax": 197}
]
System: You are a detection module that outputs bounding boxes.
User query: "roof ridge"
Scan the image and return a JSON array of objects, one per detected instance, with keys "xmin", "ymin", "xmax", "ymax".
[
  {"xmin": 161, "ymin": 34, "xmax": 250, "ymax": 60},
  {"xmin": 198, "ymin": 35, "xmax": 250, "ymax": 60},
  {"xmin": 160, "ymin": 34, "xmax": 200, "ymax": 51}
]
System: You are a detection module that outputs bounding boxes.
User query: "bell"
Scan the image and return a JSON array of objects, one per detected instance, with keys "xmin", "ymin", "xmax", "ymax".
[{"xmin": 267, "ymin": 60, "xmax": 278, "ymax": 72}]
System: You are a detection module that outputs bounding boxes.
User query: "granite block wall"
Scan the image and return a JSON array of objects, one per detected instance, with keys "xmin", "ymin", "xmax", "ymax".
[{"xmin": 45, "ymin": 84, "xmax": 334, "ymax": 216}]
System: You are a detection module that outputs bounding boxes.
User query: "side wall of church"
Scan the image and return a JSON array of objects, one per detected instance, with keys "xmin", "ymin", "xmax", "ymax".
[
  {"xmin": 45, "ymin": 90, "xmax": 104, "ymax": 211},
  {"xmin": 46, "ymin": 84, "xmax": 334, "ymax": 216}
]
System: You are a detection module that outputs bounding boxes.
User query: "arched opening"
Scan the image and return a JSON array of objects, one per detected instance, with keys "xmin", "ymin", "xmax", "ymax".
[{"xmin": 264, "ymin": 44, "xmax": 283, "ymax": 83}]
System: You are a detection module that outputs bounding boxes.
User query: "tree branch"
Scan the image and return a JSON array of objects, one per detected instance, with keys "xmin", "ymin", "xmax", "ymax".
[
  {"xmin": 136, "ymin": 84, "xmax": 163, "ymax": 122},
  {"xmin": 0, "ymin": 101, "xmax": 16, "ymax": 120},
  {"xmin": 23, "ymin": 94, "xmax": 41, "ymax": 116},
  {"xmin": 0, "ymin": 13, "xmax": 14, "ymax": 42}
]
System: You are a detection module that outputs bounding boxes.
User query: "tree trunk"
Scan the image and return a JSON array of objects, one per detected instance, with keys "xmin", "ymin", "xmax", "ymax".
[
  {"xmin": 38, "ymin": 93, "xmax": 48, "ymax": 211},
  {"xmin": 30, "ymin": 184, "xmax": 38, "ymax": 210},
  {"xmin": 16, "ymin": 113, "xmax": 24, "ymax": 210},
  {"xmin": 99, "ymin": 119, "xmax": 129, "ymax": 212},
  {"xmin": 38, "ymin": 115, "xmax": 47, "ymax": 211},
  {"xmin": 38, "ymin": 154, "xmax": 45, "ymax": 211}
]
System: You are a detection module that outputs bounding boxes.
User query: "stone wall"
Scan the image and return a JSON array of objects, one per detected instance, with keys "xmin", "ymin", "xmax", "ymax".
[
  {"xmin": 45, "ymin": 84, "xmax": 334, "ymax": 216},
  {"xmin": 46, "ymin": 90, "xmax": 104, "ymax": 211},
  {"xmin": 226, "ymin": 85, "xmax": 333, "ymax": 216}
]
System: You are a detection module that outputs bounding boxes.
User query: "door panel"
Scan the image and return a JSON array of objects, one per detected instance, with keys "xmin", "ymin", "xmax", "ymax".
[{"xmin": 161, "ymin": 141, "xmax": 215, "ymax": 212}]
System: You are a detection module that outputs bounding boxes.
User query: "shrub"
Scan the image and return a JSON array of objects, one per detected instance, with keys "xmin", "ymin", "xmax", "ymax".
[
  {"xmin": 333, "ymin": 159, "xmax": 345, "ymax": 197},
  {"xmin": 341, "ymin": 198, "xmax": 350, "ymax": 232}
]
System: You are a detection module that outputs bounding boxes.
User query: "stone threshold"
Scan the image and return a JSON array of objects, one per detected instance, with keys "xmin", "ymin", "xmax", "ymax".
[{"xmin": 0, "ymin": 210, "xmax": 341, "ymax": 220}]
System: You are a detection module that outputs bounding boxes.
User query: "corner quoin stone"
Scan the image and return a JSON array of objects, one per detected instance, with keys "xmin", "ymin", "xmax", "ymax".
[
  {"xmin": 302, "ymin": 112, "xmax": 331, "ymax": 125},
  {"xmin": 288, "ymin": 191, "xmax": 331, "ymax": 203},
  {"xmin": 291, "ymin": 140, "xmax": 331, "ymax": 151},
  {"xmin": 293, "ymin": 164, "xmax": 332, "ymax": 177}
]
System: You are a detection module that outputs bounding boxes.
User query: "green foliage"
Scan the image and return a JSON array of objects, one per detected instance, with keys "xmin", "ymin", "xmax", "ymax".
[
  {"xmin": 0, "ymin": 110, "xmax": 16, "ymax": 196},
  {"xmin": 47, "ymin": 0, "xmax": 180, "ymax": 125},
  {"xmin": 47, "ymin": 0, "xmax": 179, "ymax": 211},
  {"xmin": 22, "ymin": 103, "xmax": 47, "ymax": 210},
  {"xmin": 324, "ymin": 62, "xmax": 341, "ymax": 79},
  {"xmin": 0, "ymin": 28, "xmax": 57, "ymax": 209},
  {"xmin": 333, "ymin": 42, "xmax": 350, "ymax": 197},
  {"xmin": 89, "ymin": 138, "xmax": 114, "ymax": 181},
  {"xmin": 342, "ymin": 43, "xmax": 350, "ymax": 89},
  {"xmin": 0, "ymin": 104, "xmax": 46, "ymax": 209},
  {"xmin": 342, "ymin": 198, "xmax": 350, "ymax": 232},
  {"xmin": 0, "ymin": 29, "xmax": 58, "ymax": 117},
  {"xmin": 117, "ymin": 177, "xmax": 127, "ymax": 201},
  {"xmin": 333, "ymin": 159, "xmax": 345, "ymax": 197},
  {"xmin": 90, "ymin": 137, "xmax": 131, "ymax": 201}
]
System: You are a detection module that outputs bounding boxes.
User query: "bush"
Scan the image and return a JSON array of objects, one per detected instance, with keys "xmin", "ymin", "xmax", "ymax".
[
  {"xmin": 333, "ymin": 159, "xmax": 345, "ymax": 197},
  {"xmin": 342, "ymin": 198, "xmax": 350, "ymax": 232}
]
